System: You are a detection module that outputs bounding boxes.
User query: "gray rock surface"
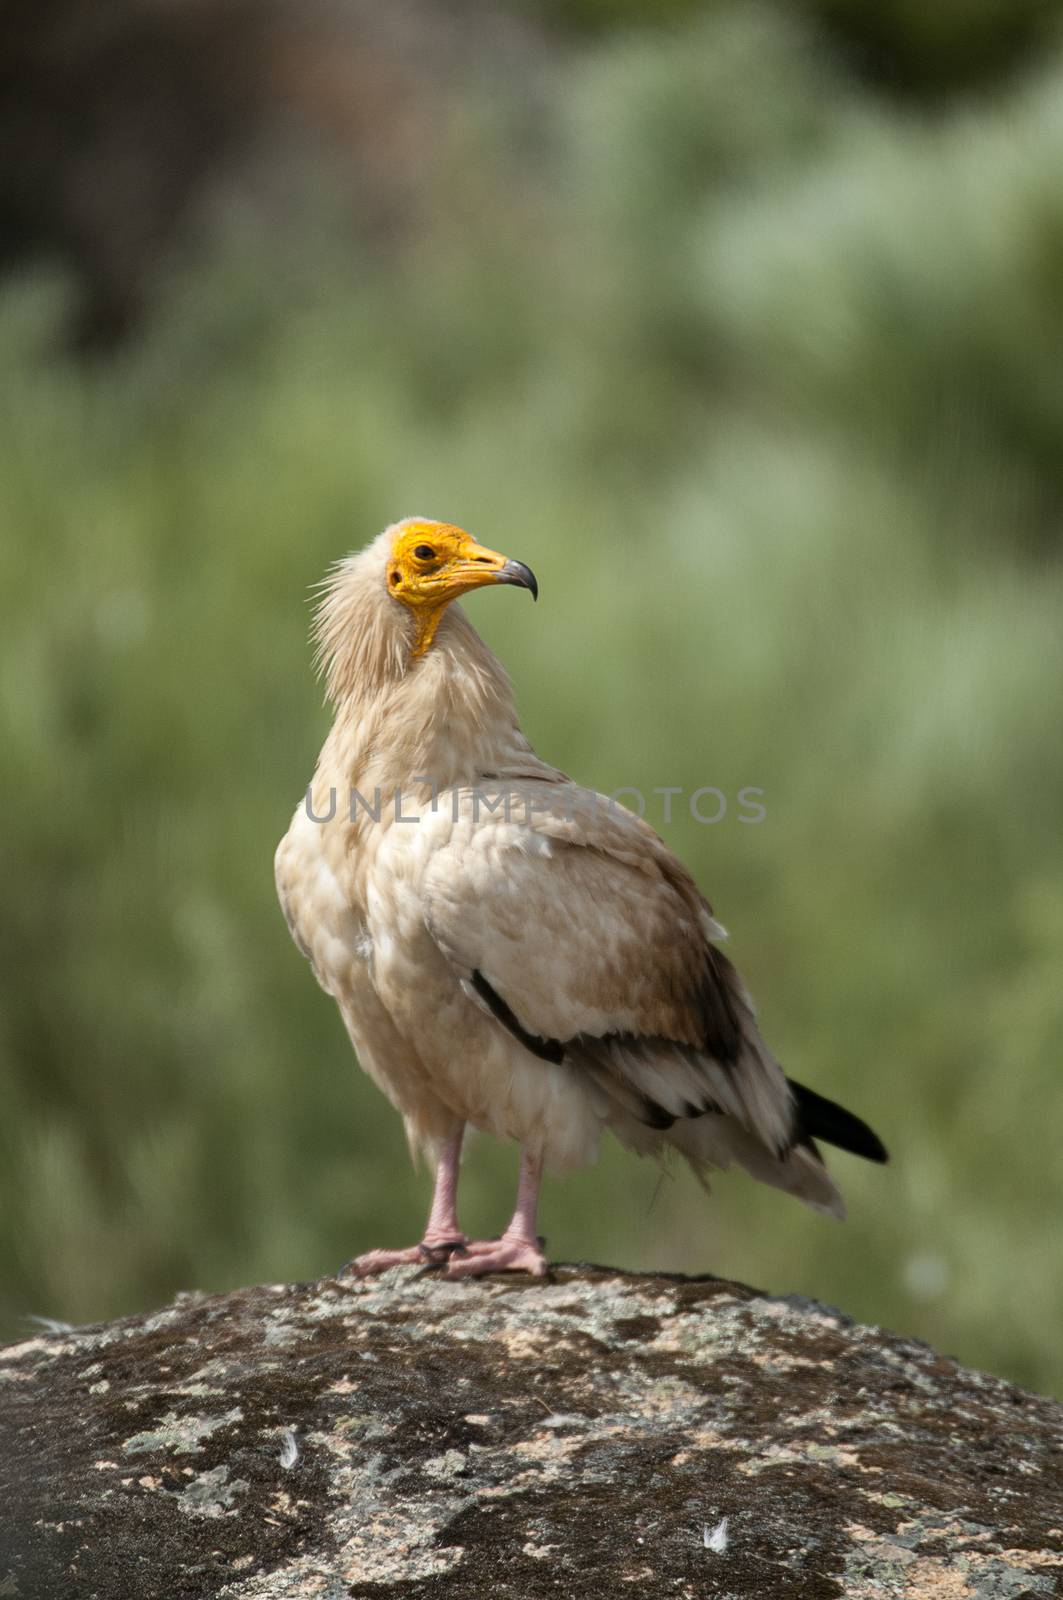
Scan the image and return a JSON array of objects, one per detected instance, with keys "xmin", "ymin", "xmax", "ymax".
[{"xmin": 1, "ymin": 1265, "xmax": 1061, "ymax": 1598}]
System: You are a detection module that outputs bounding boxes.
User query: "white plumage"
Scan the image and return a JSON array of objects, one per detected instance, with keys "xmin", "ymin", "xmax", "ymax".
[{"xmin": 275, "ymin": 519, "xmax": 886, "ymax": 1277}]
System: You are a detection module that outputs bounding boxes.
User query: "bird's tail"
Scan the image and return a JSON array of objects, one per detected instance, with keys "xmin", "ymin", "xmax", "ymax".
[
  {"xmin": 646, "ymin": 1080, "xmax": 887, "ymax": 1221},
  {"xmin": 664, "ymin": 1112, "xmax": 849, "ymax": 1218}
]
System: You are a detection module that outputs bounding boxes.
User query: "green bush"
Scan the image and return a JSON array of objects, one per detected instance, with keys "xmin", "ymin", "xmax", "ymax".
[{"xmin": 1, "ymin": 4, "xmax": 1061, "ymax": 1395}]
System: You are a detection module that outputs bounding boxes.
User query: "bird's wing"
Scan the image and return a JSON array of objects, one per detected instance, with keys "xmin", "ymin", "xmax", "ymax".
[{"xmin": 420, "ymin": 782, "xmax": 796, "ymax": 1156}]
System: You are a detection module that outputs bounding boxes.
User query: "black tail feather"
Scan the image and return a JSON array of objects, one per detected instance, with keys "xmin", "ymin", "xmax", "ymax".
[{"xmin": 788, "ymin": 1078, "xmax": 888, "ymax": 1164}]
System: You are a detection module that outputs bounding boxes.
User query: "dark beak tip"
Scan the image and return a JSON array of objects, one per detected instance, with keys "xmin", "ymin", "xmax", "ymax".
[{"xmin": 501, "ymin": 559, "xmax": 538, "ymax": 602}]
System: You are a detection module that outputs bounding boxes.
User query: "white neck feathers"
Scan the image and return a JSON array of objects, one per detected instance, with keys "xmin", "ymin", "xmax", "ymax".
[{"xmin": 311, "ymin": 532, "xmax": 549, "ymax": 796}]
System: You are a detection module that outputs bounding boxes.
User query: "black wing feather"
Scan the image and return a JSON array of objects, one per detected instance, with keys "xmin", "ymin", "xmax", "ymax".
[{"xmin": 789, "ymin": 1078, "xmax": 888, "ymax": 1164}]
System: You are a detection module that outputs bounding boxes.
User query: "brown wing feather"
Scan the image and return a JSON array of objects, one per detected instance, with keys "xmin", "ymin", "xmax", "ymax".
[{"xmin": 421, "ymin": 783, "xmax": 796, "ymax": 1156}]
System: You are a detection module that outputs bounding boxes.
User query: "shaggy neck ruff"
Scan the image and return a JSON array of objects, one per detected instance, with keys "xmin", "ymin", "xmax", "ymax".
[{"xmin": 311, "ymin": 531, "xmax": 553, "ymax": 803}]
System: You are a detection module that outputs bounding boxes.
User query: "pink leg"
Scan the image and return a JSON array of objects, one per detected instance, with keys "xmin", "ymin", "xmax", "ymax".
[
  {"xmin": 447, "ymin": 1147, "xmax": 547, "ymax": 1278},
  {"xmin": 348, "ymin": 1128, "xmax": 468, "ymax": 1276}
]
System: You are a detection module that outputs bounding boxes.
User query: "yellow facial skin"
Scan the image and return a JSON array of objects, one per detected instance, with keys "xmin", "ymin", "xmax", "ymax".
[{"xmin": 386, "ymin": 521, "xmax": 538, "ymax": 657}]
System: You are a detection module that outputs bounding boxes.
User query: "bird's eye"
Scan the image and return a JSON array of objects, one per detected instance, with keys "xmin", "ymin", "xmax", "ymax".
[{"xmin": 413, "ymin": 545, "xmax": 437, "ymax": 562}]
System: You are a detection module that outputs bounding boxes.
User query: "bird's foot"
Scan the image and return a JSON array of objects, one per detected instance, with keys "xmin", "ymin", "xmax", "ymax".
[
  {"xmin": 446, "ymin": 1232, "xmax": 548, "ymax": 1278},
  {"xmin": 342, "ymin": 1234, "xmax": 469, "ymax": 1277}
]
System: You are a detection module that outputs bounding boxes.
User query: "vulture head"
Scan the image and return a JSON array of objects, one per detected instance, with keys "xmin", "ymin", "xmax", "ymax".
[{"xmin": 385, "ymin": 520, "xmax": 537, "ymax": 656}]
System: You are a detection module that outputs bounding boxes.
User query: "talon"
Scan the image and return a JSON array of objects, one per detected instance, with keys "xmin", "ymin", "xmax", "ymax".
[{"xmin": 417, "ymin": 1238, "xmax": 468, "ymax": 1264}]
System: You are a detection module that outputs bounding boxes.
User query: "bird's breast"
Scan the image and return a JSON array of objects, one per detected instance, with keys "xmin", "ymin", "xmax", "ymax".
[{"xmin": 275, "ymin": 803, "xmax": 373, "ymax": 998}]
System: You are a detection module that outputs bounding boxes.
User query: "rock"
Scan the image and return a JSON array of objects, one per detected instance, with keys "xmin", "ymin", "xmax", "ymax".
[{"xmin": 1, "ymin": 1266, "xmax": 1060, "ymax": 1597}]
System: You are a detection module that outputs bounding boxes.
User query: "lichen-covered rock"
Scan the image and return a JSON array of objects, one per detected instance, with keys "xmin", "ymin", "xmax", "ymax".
[{"xmin": 1, "ymin": 1267, "xmax": 1060, "ymax": 1598}]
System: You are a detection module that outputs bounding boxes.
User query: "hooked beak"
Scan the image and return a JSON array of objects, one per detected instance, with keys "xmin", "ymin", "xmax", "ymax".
[{"xmin": 496, "ymin": 558, "xmax": 538, "ymax": 601}]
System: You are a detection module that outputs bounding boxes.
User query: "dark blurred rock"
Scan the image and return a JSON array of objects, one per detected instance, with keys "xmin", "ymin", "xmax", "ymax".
[
  {"xmin": 1, "ymin": 1265, "xmax": 1061, "ymax": 1597},
  {"xmin": 0, "ymin": 0, "xmax": 542, "ymax": 350},
  {"xmin": 0, "ymin": 0, "xmax": 271, "ymax": 347}
]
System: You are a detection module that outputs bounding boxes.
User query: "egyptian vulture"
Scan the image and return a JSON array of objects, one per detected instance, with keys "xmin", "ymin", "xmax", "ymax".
[{"xmin": 275, "ymin": 519, "xmax": 887, "ymax": 1277}]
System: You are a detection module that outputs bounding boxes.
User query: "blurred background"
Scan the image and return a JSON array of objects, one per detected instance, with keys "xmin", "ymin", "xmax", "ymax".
[{"xmin": 2, "ymin": 0, "xmax": 1062, "ymax": 1397}]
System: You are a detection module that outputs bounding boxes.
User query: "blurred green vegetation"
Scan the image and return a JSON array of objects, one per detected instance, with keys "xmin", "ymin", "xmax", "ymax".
[
  {"xmin": 537, "ymin": 0, "xmax": 1063, "ymax": 98},
  {"xmin": 2, "ymin": 3, "xmax": 1062, "ymax": 1396}
]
